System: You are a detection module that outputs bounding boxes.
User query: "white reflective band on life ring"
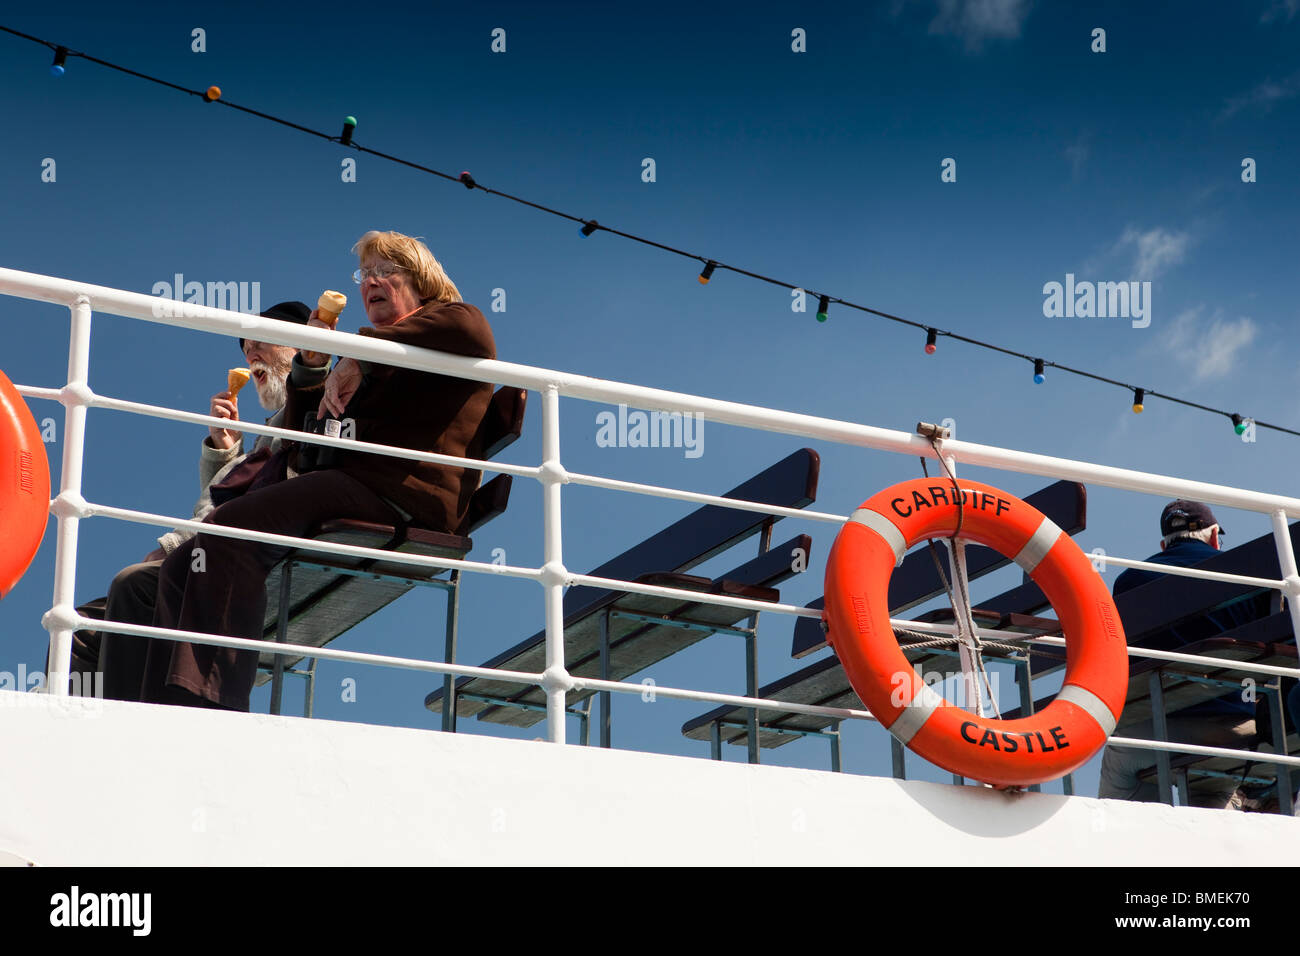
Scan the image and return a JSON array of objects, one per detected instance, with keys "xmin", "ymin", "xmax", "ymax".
[
  {"xmin": 1012, "ymin": 515, "xmax": 1063, "ymax": 573},
  {"xmin": 849, "ymin": 508, "xmax": 906, "ymax": 566},
  {"xmin": 1056, "ymin": 683, "xmax": 1118, "ymax": 737},
  {"xmin": 889, "ymin": 681, "xmax": 946, "ymax": 744}
]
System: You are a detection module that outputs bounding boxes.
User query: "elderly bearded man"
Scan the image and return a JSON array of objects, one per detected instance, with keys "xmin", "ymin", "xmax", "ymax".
[
  {"xmin": 90, "ymin": 302, "xmax": 317, "ymax": 700},
  {"xmin": 136, "ymin": 232, "xmax": 496, "ymax": 710}
]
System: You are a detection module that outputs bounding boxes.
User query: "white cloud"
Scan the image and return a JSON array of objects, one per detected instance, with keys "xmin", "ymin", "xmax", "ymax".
[
  {"xmin": 926, "ymin": 0, "xmax": 1032, "ymax": 50},
  {"xmin": 1118, "ymin": 226, "xmax": 1191, "ymax": 280},
  {"xmin": 1165, "ymin": 308, "xmax": 1259, "ymax": 381},
  {"xmin": 1063, "ymin": 134, "xmax": 1089, "ymax": 179},
  {"xmin": 1219, "ymin": 71, "xmax": 1300, "ymax": 119},
  {"xmin": 1261, "ymin": 0, "xmax": 1299, "ymax": 23}
]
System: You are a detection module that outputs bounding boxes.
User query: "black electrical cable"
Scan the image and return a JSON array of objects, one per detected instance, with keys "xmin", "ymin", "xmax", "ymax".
[{"xmin": 4, "ymin": 24, "xmax": 1294, "ymax": 438}]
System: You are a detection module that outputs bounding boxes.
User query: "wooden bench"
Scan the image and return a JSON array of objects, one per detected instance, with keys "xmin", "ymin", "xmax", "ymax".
[
  {"xmin": 255, "ymin": 385, "xmax": 527, "ymax": 721},
  {"xmin": 680, "ymin": 480, "xmax": 1087, "ymax": 778},
  {"xmin": 425, "ymin": 448, "xmax": 821, "ymax": 757}
]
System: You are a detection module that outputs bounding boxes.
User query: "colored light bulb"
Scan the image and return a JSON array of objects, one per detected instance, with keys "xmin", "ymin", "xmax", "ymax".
[
  {"xmin": 925, "ymin": 329, "xmax": 937, "ymax": 354},
  {"xmin": 1033, "ymin": 359, "xmax": 1046, "ymax": 384},
  {"xmin": 816, "ymin": 295, "xmax": 830, "ymax": 322}
]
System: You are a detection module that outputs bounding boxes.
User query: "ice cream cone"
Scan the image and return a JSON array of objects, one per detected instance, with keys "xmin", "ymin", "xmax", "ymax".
[
  {"xmin": 227, "ymin": 368, "xmax": 251, "ymax": 397},
  {"xmin": 317, "ymin": 290, "xmax": 347, "ymax": 329}
]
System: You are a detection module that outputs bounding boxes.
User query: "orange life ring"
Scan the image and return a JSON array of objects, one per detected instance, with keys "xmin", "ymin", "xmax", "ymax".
[
  {"xmin": 823, "ymin": 477, "xmax": 1127, "ymax": 787},
  {"xmin": 0, "ymin": 368, "xmax": 50, "ymax": 598}
]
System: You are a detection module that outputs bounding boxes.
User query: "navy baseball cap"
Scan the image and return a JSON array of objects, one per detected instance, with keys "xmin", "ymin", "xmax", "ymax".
[
  {"xmin": 239, "ymin": 300, "xmax": 311, "ymax": 350},
  {"xmin": 1160, "ymin": 500, "xmax": 1225, "ymax": 537}
]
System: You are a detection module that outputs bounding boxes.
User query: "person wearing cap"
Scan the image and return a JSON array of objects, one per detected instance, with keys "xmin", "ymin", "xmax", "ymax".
[
  {"xmin": 1112, "ymin": 500, "xmax": 1228, "ymax": 596},
  {"xmin": 1098, "ymin": 500, "xmax": 1261, "ymax": 809},
  {"xmin": 87, "ymin": 302, "xmax": 319, "ymax": 701}
]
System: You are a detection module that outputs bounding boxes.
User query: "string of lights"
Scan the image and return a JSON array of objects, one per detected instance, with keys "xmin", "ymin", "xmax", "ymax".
[{"xmin": 4, "ymin": 24, "xmax": 1292, "ymax": 439}]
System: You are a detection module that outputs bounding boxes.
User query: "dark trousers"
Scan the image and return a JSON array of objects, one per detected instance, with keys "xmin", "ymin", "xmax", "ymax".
[
  {"xmin": 142, "ymin": 470, "xmax": 399, "ymax": 711},
  {"xmin": 94, "ymin": 559, "xmax": 165, "ymax": 700}
]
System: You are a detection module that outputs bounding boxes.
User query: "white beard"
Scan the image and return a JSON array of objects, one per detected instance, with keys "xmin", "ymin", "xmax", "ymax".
[
  {"xmin": 251, "ymin": 360, "xmax": 290, "ymax": 412},
  {"xmin": 256, "ymin": 375, "xmax": 286, "ymax": 412}
]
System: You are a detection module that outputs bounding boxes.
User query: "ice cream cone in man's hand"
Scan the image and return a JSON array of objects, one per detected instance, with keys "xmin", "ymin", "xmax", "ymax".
[
  {"xmin": 210, "ymin": 370, "xmax": 246, "ymax": 451},
  {"xmin": 227, "ymin": 367, "xmax": 251, "ymax": 397}
]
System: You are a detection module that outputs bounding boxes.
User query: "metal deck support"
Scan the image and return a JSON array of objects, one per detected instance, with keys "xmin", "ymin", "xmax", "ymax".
[
  {"xmin": 890, "ymin": 736, "xmax": 907, "ymax": 779},
  {"xmin": 303, "ymin": 658, "xmax": 318, "ymax": 718},
  {"xmin": 1015, "ymin": 656, "xmax": 1042, "ymax": 792},
  {"xmin": 829, "ymin": 720, "xmax": 843, "ymax": 773},
  {"xmin": 744, "ymin": 632, "xmax": 759, "ymax": 765},
  {"xmin": 1268, "ymin": 680, "xmax": 1294, "ymax": 815},
  {"xmin": 1148, "ymin": 672, "xmax": 1175, "ymax": 805},
  {"xmin": 710, "ymin": 720, "xmax": 722, "ymax": 760},
  {"xmin": 1174, "ymin": 767, "xmax": 1190, "ymax": 801},
  {"xmin": 600, "ymin": 607, "xmax": 612, "ymax": 748},
  {"xmin": 744, "ymin": 520, "xmax": 773, "ymax": 766},
  {"xmin": 269, "ymin": 560, "xmax": 293, "ymax": 716},
  {"xmin": 441, "ymin": 569, "xmax": 461, "ymax": 733}
]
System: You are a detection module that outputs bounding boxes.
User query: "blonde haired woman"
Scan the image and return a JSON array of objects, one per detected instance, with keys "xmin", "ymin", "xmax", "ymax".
[{"xmin": 130, "ymin": 232, "xmax": 496, "ymax": 710}]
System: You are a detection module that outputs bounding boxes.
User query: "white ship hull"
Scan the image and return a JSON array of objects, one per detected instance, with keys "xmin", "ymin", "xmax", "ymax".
[{"xmin": 2, "ymin": 690, "xmax": 1294, "ymax": 866}]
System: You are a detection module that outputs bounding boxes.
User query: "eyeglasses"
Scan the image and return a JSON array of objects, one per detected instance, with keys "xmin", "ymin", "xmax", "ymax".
[{"xmin": 353, "ymin": 263, "xmax": 408, "ymax": 284}]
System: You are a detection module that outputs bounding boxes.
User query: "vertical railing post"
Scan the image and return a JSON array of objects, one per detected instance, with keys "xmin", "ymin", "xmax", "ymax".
[
  {"xmin": 43, "ymin": 295, "xmax": 94, "ymax": 696},
  {"xmin": 539, "ymin": 385, "xmax": 570, "ymax": 743},
  {"xmin": 1270, "ymin": 510, "xmax": 1300, "ymax": 650}
]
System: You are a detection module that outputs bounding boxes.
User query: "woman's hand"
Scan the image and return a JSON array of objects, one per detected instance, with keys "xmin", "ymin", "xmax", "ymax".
[
  {"xmin": 318, "ymin": 357, "xmax": 362, "ymax": 419},
  {"xmin": 208, "ymin": 390, "xmax": 240, "ymax": 448},
  {"xmin": 298, "ymin": 309, "xmax": 334, "ymax": 368}
]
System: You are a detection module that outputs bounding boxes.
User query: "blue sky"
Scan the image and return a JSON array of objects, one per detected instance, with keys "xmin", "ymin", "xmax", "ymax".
[{"xmin": 1, "ymin": 0, "xmax": 1297, "ymax": 794}]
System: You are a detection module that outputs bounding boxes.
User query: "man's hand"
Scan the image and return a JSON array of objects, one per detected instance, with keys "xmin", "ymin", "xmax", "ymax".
[
  {"xmin": 209, "ymin": 390, "xmax": 240, "ymax": 449},
  {"xmin": 318, "ymin": 357, "xmax": 362, "ymax": 419},
  {"xmin": 298, "ymin": 309, "xmax": 334, "ymax": 368}
]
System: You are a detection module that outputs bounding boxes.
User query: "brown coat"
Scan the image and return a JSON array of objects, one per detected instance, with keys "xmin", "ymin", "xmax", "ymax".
[{"xmin": 283, "ymin": 300, "xmax": 497, "ymax": 532}]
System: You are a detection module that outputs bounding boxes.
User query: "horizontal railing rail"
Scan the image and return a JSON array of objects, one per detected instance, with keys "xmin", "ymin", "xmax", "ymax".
[{"xmin": 3, "ymin": 265, "xmax": 1298, "ymax": 801}]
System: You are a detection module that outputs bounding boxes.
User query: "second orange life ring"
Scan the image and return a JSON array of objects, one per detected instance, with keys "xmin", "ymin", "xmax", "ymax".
[
  {"xmin": 823, "ymin": 477, "xmax": 1127, "ymax": 787},
  {"xmin": 0, "ymin": 368, "xmax": 50, "ymax": 598}
]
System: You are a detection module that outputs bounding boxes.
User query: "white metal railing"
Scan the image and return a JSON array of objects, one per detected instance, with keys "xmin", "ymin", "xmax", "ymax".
[{"xmin": 3, "ymin": 265, "xmax": 1300, "ymax": 793}]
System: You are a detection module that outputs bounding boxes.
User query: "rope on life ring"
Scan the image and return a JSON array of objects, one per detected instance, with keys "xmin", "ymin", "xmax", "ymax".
[
  {"xmin": 823, "ymin": 477, "xmax": 1127, "ymax": 787},
  {"xmin": 0, "ymin": 369, "xmax": 50, "ymax": 598}
]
